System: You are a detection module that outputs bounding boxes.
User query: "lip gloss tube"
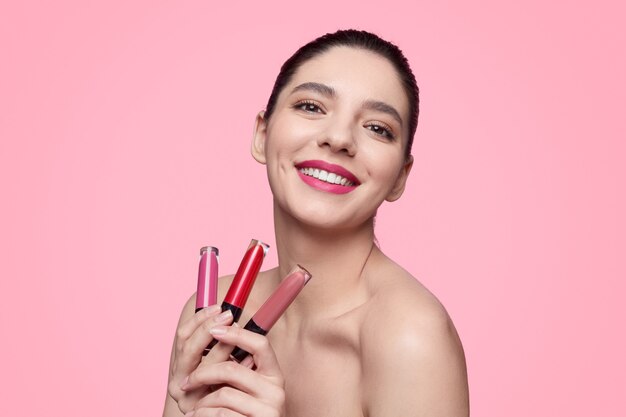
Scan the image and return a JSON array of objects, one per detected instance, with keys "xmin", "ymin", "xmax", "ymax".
[
  {"xmin": 222, "ymin": 239, "xmax": 270, "ymax": 321},
  {"xmin": 196, "ymin": 246, "xmax": 219, "ymax": 312},
  {"xmin": 205, "ymin": 239, "xmax": 269, "ymax": 353},
  {"xmin": 230, "ymin": 264, "xmax": 312, "ymax": 363}
]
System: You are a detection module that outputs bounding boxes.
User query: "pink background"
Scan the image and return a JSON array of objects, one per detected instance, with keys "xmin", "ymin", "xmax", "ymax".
[{"xmin": 1, "ymin": 1, "xmax": 624, "ymax": 415}]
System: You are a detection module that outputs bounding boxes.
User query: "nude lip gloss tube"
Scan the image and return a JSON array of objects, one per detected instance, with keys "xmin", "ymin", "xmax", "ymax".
[
  {"xmin": 196, "ymin": 246, "xmax": 219, "ymax": 313},
  {"xmin": 230, "ymin": 264, "xmax": 312, "ymax": 363},
  {"xmin": 205, "ymin": 239, "xmax": 270, "ymax": 353}
]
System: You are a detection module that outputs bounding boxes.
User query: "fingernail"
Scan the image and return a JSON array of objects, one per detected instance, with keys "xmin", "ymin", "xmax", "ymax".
[
  {"xmin": 205, "ymin": 305, "xmax": 222, "ymax": 315},
  {"xmin": 209, "ymin": 326, "xmax": 227, "ymax": 336},
  {"xmin": 215, "ymin": 310, "xmax": 232, "ymax": 323},
  {"xmin": 179, "ymin": 376, "xmax": 189, "ymax": 390},
  {"xmin": 240, "ymin": 355, "xmax": 254, "ymax": 369}
]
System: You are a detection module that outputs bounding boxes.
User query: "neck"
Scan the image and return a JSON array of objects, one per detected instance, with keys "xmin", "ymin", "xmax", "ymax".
[{"xmin": 272, "ymin": 201, "xmax": 376, "ymax": 323}]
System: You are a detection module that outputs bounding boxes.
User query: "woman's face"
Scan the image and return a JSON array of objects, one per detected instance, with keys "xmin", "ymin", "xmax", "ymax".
[{"xmin": 253, "ymin": 46, "xmax": 413, "ymax": 230}]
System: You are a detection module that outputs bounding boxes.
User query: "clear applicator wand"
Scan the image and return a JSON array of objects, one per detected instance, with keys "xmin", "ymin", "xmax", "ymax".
[{"xmin": 230, "ymin": 264, "xmax": 312, "ymax": 363}]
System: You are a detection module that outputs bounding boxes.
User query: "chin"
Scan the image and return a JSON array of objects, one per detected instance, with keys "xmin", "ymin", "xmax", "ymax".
[{"xmin": 282, "ymin": 200, "xmax": 374, "ymax": 233}]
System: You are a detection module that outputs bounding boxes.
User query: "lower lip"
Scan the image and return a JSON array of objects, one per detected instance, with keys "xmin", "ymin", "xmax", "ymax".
[{"xmin": 297, "ymin": 170, "xmax": 357, "ymax": 194}]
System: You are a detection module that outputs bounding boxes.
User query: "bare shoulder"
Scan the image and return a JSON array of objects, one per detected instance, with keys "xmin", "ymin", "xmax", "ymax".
[
  {"xmin": 360, "ymin": 253, "xmax": 469, "ymax": 416},
  {"xmin": 362, "ymin": 266, "xmax": 465, "ymax": 372},
  {"xmin": 363, "ymin": 252, "xmax": 454, "ymax": 337}
]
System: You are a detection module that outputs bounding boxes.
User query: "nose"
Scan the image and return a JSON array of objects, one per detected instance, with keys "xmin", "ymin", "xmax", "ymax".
[{"xmin": 317, "ymin": 115, "xmax": 357, "ymax": 156}]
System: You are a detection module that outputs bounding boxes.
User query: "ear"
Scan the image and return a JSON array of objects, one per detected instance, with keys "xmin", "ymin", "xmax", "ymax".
[
  {"xmin": 386, "ymin": 155, "xmax": 414, "ymax": 202},
  {"xmin": 251, "ymin": 111, "xmax": 268, "ymax": 164}
]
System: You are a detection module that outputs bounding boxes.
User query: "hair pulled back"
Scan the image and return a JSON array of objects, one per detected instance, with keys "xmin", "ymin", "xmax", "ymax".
[{"xmin": 264, "ymin": 29, "xmax": 419, "ymax": 157}]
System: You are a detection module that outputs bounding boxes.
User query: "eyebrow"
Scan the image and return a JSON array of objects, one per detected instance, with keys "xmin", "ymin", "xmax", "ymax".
[
  {"xmin": 290, "ymin": 82, "xmax": 336, "ymax": 98},
  {"xmin": 290, "ymin": 82, "xmax": 404, "ymax": 127},
  {"xmin": 362, "ymin": 99, "xmax": 404, "ymax": 127}
]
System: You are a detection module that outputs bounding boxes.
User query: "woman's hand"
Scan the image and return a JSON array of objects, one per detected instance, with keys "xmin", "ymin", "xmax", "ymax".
[
  {"xmin": 166, "ymin": 305, "xmax": 235, "ymax": 415},
  {"xmin": 181, "ymin": 325, "xmax": 286, "ymax": 417}
]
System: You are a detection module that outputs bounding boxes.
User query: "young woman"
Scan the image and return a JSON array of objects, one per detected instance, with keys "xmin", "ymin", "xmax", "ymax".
[{"xmin": 163, "ymin": 29, "xmax": 469, "ymax": 417}]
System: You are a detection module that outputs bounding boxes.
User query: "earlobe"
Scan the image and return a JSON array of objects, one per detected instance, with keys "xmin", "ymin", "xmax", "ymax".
[
  {"xmin": 251, "ymin": 111, "xmax": 267, "ymax": 164},
  {"xmin": 386, "ymin": 155, "xmax": 414, "ymax": 202}
]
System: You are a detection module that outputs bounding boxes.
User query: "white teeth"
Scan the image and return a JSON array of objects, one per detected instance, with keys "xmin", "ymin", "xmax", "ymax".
[{"xmin": 299, "ymin": 168, "xmax": 355, "ymax": 187}]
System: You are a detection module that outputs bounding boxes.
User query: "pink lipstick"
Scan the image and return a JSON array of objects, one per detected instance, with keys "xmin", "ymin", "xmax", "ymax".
[
  {"xmin": 205, "ymin": 239, "xmax": 269, "ymax": 352},
  {"xmin": 295, "ymin": 160, "xmax": 359, "ymax": 194},
  {"xmin": 230, "ymin": 265, "xmax": 312, "ymax": 362},
  {"xmin": 196, "ymin": 246, "xmax": 219, "ymax": 312}
]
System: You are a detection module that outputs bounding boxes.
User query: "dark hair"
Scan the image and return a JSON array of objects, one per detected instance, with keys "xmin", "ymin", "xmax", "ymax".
[{"xmin": 264, "ymin": 29, "xmax": 419, "ymax": 157}]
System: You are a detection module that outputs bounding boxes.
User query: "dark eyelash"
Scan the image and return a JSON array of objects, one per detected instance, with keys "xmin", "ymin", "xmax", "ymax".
[
  {"xmin": 293, "ymin": 100, "xmax": 324, "ymax": 114},
  {"xmin": 366, "ymin": 123, "xmax": 396, "ymax": 140}
]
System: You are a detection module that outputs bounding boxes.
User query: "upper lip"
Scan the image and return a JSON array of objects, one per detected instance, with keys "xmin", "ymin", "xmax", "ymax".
[{"xmin": 295, "ymin": 160, "xmax": 360, "ymax": 185}]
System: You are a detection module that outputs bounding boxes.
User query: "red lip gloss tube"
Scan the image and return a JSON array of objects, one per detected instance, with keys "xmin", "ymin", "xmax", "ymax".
[
  {"xmin": 222, "ymin": 239, "xmax": 270, "ymax": 321},
  {"xmin": 230, "ymin": 264, "xmax": 312, "ymax": 363},
  {"xmin": 196, "ymin": 246, "xmax": 219, "ymax": 312},
  {"xmin": 205, "ymin": 239, "xmax": 269, "ymax": 352}
]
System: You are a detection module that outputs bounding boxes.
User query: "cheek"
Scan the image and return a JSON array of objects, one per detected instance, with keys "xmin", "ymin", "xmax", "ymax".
[
  {"xmin": 263, "ymin": 120, "xmax": 304, "ymax": 184},
  {"xmin": 361, "ymin": 145, "xmax": 405, "ymax": 184},
  {"xmin": 265, "ymin": 115, "xmax": 318, "ymax": 161}
]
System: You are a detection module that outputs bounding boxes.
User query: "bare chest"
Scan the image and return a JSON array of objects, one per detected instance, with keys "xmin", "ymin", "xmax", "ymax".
[
  {"xmin": 282, "ymin": 347, "xmax": 364, "ymax": 417},
  {"xmin": 269, "ymin": 320, "xmax": 366, "ymax": 417}
]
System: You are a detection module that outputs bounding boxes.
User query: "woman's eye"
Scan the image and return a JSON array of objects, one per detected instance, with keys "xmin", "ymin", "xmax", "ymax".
[
  {"xmin": 294, "ymin": 101, "xmax": 324, "ymax": 114},
  {"xmin": 366, "ymin": 123, "xmax": 395, "ymax": 140}
]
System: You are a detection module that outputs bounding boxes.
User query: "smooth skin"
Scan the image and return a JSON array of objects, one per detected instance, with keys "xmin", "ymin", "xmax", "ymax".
[{"xmin": 164, "ymin": 47, "xmax": 469, "ymax": 417}]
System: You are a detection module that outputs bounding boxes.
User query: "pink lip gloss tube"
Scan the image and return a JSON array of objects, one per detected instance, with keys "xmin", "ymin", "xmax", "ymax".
[
  {"xmin": 230, "ymin": 264, "xmax": 312, "ymax": 362},
  {"xmin": 196, "ymin": 246, "xmax": 219, "ymax": 312}
]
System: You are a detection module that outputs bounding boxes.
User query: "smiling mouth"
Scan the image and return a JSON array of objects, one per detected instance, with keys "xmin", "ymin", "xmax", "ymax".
[{"xmin": 297, "ymin": 167, "xmax": 356, "ymax": 187}]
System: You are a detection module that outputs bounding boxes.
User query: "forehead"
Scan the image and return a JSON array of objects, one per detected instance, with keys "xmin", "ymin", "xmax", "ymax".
[{"xmin": 284, "ymin": 47, "xmax": 409, "ymax": 120}]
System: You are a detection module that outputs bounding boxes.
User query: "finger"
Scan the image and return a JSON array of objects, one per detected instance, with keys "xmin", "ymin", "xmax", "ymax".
[
  {"xmin": 183, "ymin": 360, "xmax": 282, "ymax": 401},
  {"xmin": 184, "ymin": 310, "xmax": 233, "ymax": 354},
  {"xmin": 175, "ymin": 310, "xmax": 234, "ymax": 381},
  {"xmin": 195, "ymin": 386, "xmax": 276, "ymax": 416},
  {"xmin": 240, "ymin": 355, "xmax": 255, "ymax": 369},
  {"xmin": 209, "ymin": 325, "xmax": 283, "ymax": 378},
  {"xmin": 200, "ymin": 321, "xmax": 241, "ymax": 362},
  {"xmin": 190, "ymin": 407, "xmax": 244, "ymax": 417},
  {"xmin": 177, "ymin": 305, "xmax": 222, "ymax": 341},
  {"xmin": 174, "ymin": 387, "xmax": 209, "ymax": 415},
  {"xmin": 197, "ymin": 335, "xmax": 236, "ymax": 376}
]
